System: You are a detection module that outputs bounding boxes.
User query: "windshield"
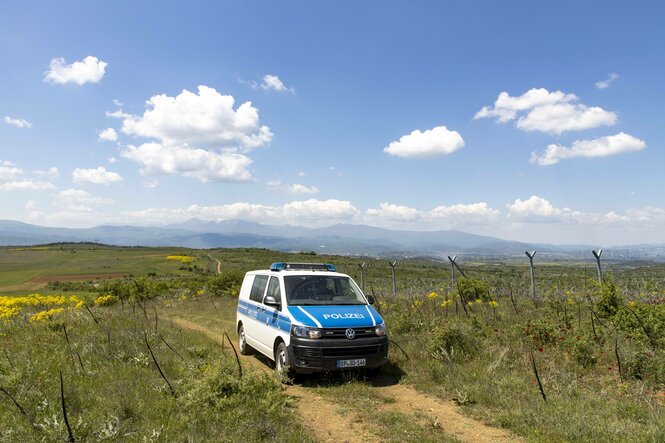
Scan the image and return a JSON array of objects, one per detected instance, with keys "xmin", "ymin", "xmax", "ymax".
[{"xmin": 284, "ymin": 275, "xmax": 367, "ymax": 306}]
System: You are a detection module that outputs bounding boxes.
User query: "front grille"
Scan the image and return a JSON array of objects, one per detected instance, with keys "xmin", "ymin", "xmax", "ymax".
[
  {"xmin": 321, "ymin": 328, "xmax": 376, "ymax": 339},
  {"xmin": 322, "ymin": 345, "xmax": 381, "ymax": 357}
]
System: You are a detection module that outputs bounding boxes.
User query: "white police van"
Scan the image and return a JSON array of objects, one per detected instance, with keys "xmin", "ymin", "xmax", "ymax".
[{"xmin": 236, "ymin": 262, "xmax": 388, "ymax": 376}]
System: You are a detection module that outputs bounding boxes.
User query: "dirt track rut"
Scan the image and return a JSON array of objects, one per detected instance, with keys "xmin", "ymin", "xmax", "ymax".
[{"xmin": 168, "ymin": 317, "xmax": 521, "ymax": 443}]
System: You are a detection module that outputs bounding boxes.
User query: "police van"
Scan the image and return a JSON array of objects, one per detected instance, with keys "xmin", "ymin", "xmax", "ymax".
[{"xmin": 236, "ymin": 262, "xmax": 388, "ymax": 377}]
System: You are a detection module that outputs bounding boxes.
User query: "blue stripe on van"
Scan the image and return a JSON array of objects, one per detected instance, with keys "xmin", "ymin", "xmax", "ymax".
[
  {"xmin": 237, "ymin": 299, "xmax": 291, "ymax": 333},
  {"xmin": 287, "ymin": 304, "xmax": 384, "ymax": 328}
]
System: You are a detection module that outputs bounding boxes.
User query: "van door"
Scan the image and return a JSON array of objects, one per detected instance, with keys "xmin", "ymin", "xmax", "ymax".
[
  {"xmin": 257, "ymin": 276, "xmax": 284, "ymax": 351},
  {"xmin": 244, "ymin": 274, "xmax": 269, "ymax": 355}
]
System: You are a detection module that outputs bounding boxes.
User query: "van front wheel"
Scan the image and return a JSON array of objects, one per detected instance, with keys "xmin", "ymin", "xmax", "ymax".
[
  {"xmin": 274, "ymin": 342, "xmax": 294, "ymax": 381},
  {"xmin": 238, "ymin": 324, "xmax": 252, "ymax": 355}
]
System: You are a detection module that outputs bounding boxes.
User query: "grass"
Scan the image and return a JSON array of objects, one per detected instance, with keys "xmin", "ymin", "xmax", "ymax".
[
  {"xmin": 1, "ymin": 245, "xmax": 664, "ymax": 441},
  {"xmin": 0, "ymin": 299, "xmax": 311, "ymax": 442}
]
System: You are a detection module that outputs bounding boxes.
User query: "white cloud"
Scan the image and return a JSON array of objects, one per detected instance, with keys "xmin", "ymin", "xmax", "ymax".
[
  {"xmin": 33, "ymin": 166, "xmax": 59, "ymax": 178},
  {"xmin": 596, "ymin": 73, "xmax": 620, "ymax": 89},
  {"xmin": 58, "ymin": 188, "xmax": 114, "ymax": 205},
  {"xmin": 261, "ymin": 74, "xmax": 293, "ymax": 93},
  {"xmin": 43, "ymin": 56, "xmax": 107, "ymax": 85},
  {"xmin": 108, "ymin": 157, "xmax": 118, "ymax": 164},
  {"xmin": 0, "ymin": 163, "xmax": 23, "ymax": 180},
  {"xmin": 0, "ymin": 180, "xmax": 55, "ymax": 191},
  {"xmin": 99, "ymin": 128, "xmax": 118, "ymax": 142},
  {"xmin": 383, "ymin": 126, "xmax": 465, "ymax": 159},
  {"xmin": 427, "ymin": 203, "xmax": 500, "ymax": 224},
  {"xmin": 109, "ymin": 86, "xmax": 273, "ymax": 182},
  {"xmin": 112, "ymin": 85, "xmax": 272, "ymax": 151},
  {"xmin": 112, "ymin": 99, "xmax": 124, "ymax": 107},
  {"xmin": 530, "ymin": 132, "xmax": 646, "ymax": 166},
  {"xmin": 25, "ymin": 200, "xmax": 36, "ymax": 210},
  {"xmin": 366, "ymin": 203, "xmax": 420, "ymax": 222},
  {"xmin": 282, "ymin": 199, "xmax": 359, "ymax": 222},
  {"xmin": 474, "ymin": 88, "xmax": 617, "ymax": 134},
  {"xmin": 144, "ymin": 178, "xmax": 159, "ymax": 189},
  {"xmin": 266, "ymin": 180, "xmax": 319, "ymax": 194},
  {"xmin": 365, "ymin": 202, "xmax": 500, "ymax": 228},
  {"xmin": 4, "ymin": 116, "xmax": 32, "ymax": 128},
  {"xmin": 298, "ymin": 171, "xmax": 306, "ymax": 177},
  {"xmin": 288, "ymin": 184, "xmax": 319, "ymax": 195},
  {"xmin": 119, "ymin": 199, "xmax": 359, "ymax": 227},
  {"xmin": 72, "ymin": 167, "xmax": 123, "ymax": 185},
  {"xmin": 121, "ymin": 142, "xmax": 252, "ymax": 182},
  {"xmin": 507, "ymin": 195, "xmax": 562, "ymax": 221}
]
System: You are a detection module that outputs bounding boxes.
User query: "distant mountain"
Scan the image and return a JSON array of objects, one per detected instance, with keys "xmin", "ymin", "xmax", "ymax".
[{"xmin": 1, "ymin": 218, "xmax": 663, "ymax": 260}]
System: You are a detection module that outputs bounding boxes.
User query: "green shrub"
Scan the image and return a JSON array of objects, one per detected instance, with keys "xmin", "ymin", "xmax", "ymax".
[
  {"xmin": 595, "ymin": 282, "xmax": 623, "ymax": 318},
  {"xmin": 456, "ymin": 278, "xmax": 491, "ymax": 303},
  {"xmin": 571, "ymin": 337, "xmax": 597, "ymax": 368},
  {"xmin": 428, "ymin": 321, "xmax": 479, "ymax": 361},
  {"xmin": 208, "ymin": 270, "xmax": 245, "ymax": 297}
]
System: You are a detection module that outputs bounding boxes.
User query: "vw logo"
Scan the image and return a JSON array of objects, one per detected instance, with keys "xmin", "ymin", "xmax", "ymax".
[{"xmin": 345, "ymin": 328, "xmax": 356, "ymax": 339}]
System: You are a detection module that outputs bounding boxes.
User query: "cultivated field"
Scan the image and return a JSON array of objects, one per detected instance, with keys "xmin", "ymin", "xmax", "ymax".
[{"xmin": 1, "ymin": 245, "xmax": 664, "ymax": 442}]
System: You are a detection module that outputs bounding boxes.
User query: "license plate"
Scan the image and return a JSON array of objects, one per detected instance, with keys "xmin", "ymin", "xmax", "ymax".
[{"xmin": 336, "ymin": 358, "xmax": 366, "ymax": 368}]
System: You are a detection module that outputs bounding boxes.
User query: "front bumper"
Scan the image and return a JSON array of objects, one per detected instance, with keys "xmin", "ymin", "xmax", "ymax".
[{"xmin": 287, "ymin": 335, "xmax": 389, "ymax": 374}]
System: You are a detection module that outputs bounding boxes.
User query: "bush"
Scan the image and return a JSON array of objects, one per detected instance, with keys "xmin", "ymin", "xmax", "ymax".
[
  {"xmin": 428, "ymin": 321, "xmax": 479, "ymax": 362},
  {"xmin": 571, "ymin": 337, "xmax": 597, "ymax": 368},
  {"xmin": 457, "ymin": 278, "xmax": 491, "ymax": 303},
  {"xmin": 595, "ymin": 282, "xmax": 623, "ymax": 318},
  {"xmin": 208, "ymin": 270, "xmax": 244, "ymax": 297}
]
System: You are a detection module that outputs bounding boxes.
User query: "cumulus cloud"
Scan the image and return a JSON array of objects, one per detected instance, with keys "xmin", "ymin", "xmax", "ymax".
[
  {"xmin": 112, "ymin": 85, "xmax": 272, "ymax": 151},
  {"xmin": 119, "ymin": 199, "xmax": 359, "ymax": 227},
  {"xmin": 427, "ymin": 203, "xmax": 500, "ymax": 224},
  {"xmin": 0, "ymin": 161, "xmax": 23, "ymax": 179},
  {"xmin": 596, "ymin": 73, "xmax": 620, "ymax": 89},
  {"xmin": 0, "ymin": 180, "xmax": 55, "ymax": 191},
  {"xmin": 260, "ymin": 74, "xmax": 293, "ymax": 93},
  {"xmin": 530, "ymin": 132, "xmax": 646, "ymax": 166},
  {"xmin": 72, "ymin": 167, "xmax": 123, "ymax": 185},
  {"xmin": 44, "ymin": 56, "xmax": 107, "ymax": 85},
  {"xmin": 266, "ymin": 180, "xmax": 320, "ymax": 195},
  {"xmin": 121, "ymin": 143, "xmax": 252, "ymax": 182},
  {"xmin": 4, "ymin": 116, "xmax": 32, "ymax": 128},
  {"xmin": 474, "ymin": 88, "xmax": 617, "ymax": 134},
  {"xmin": 366, "ymin": 203, "xmax": 420, "ymax": 222},
  {"xmin": 58, "ymin": 188, "xmax": 114, "ymax": 205},
  {"xmin": 507, "ymin": 195, "xmax": 562, "ymax": 221},
  {"xmin": 99, "ymin": 128, "xmax": 118, "ymax": 142},
  {"xmin": 33, "ymin": 166, "xmax": 59, "ymax": 178},
  {"xmin": 383, "ymin": 126, "xmax": 465, "ymax": 159},
  {"xmin": 365, "ymin": 202, "xmax": 500, "ymax": 228},
  {"xmin": 506, "ymin": 195, "xmax": 665, "ymax": 228},
  {"xmin": 109, "ymin": 86, "xmax": 272, "ymax": 182}
]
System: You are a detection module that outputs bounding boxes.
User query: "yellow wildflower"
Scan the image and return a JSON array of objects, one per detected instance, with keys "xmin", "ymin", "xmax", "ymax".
[
  {"xmin": 167, "ymin": 255, "xmax": 195, "ymax": 263},
  {"xmin": 95, "ymin": 295, "xmax": 118, "ymax": 306},
  {"xmin": 29, "ymin": 308, "xmax": 64, "ymax": 323},
  {"xmin": 428, "ymin": 291, "xmax": 438, "ymax": 300}
]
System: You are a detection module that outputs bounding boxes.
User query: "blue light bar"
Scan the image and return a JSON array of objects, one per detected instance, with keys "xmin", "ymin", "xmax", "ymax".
[
  {"xmin": 270, "ymin": 262, "xmax": 287, "ymax": 271},
  {"xmin": 269, "ymin": 262, "xmax": 336, "ymax": 272}
]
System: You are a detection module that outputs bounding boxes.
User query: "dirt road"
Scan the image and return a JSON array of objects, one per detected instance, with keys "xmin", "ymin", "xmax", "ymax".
[{"xmin": 168, "ymin": 317, "xmax": 521, "ymax": 443}]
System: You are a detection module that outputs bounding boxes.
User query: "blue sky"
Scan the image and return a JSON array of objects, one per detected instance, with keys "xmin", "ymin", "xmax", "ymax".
[{"xmin": 1, "ymin": 1, "xmax": 664, "ymax": 245}]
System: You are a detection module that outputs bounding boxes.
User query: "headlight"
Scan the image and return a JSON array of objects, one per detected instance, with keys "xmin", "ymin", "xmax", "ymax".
[
  {"xmin": 375, "ymin": 323, "xmax": 387, "ymax": 336},
  {"xmin": 291, "ymin": 325, "xmax": 322, "ymax": 339}
]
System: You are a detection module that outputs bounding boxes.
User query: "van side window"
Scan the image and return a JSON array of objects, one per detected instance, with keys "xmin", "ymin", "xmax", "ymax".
[
  {"xmin": 249, "ymin": 275, "xmax": 268, "ymax": 303},
  {"xmin": 266, "ymin": 276, "xmax": 281, "ymax": 305}
]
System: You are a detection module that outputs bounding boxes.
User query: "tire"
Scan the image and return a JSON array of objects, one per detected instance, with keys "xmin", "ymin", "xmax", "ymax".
[
  {"xmin": 238, "ymin": 324, "xmax": 252, "ymax": 355},
  {"xmin": 274, "ymin": 342, "xmax": 295, "ymax": 382}
]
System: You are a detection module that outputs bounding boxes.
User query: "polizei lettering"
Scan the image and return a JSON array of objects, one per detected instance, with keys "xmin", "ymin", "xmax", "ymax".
[{"xmin": 322, "ymin": 313, "xmax": 365, "ymax": 320}]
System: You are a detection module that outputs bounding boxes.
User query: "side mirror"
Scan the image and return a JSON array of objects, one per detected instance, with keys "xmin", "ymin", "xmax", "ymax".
[
  {"xmin": 264, "ymin": 295, "xmax": 281, "ymax": 308},
  {"xmin": 367, "ymin": 295, "xmax": 375, "ymax": 305}
]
